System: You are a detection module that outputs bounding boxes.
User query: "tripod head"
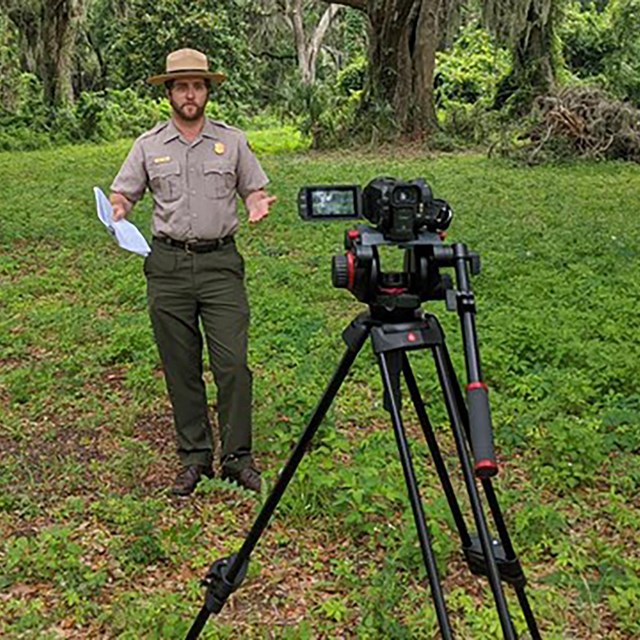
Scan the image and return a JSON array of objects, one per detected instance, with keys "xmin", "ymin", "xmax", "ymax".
[
  {"xmin": 331, "ymin": 224, "xmax": 480, "ymax": 319},
  {"xmin": 298, "ymin": 176, "xmax": 452, "ymax": 240}
]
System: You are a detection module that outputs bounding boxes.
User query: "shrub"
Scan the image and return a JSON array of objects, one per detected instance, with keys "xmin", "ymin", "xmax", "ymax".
[
  {"xmin": 75, "ymin": 89, "xmax": 164, "ymax": 141},
  {"xmin": 561, "ymin": 1, "xmax": 616, "ymax": 78},
  {"xmin": 0, "ymin": 84, "xmax": 253, "ymax": 151},
  {"xmin": 560, "ymin": 0, "xmax": 640, "ymax": 105},
  {"xmin": 336, "ymin": 55, "xmax": 367, "ymax": 95},
  {"xmin": 434, "ymin": 25, "xmax": 511, "ymax": 145},
  {"xmin": 0, "ymin": 73, "xmax": 52, "ymax": 151},
  {"xmin": 436, "ymin": 25, "xmax": 510, "ymax": 110}
]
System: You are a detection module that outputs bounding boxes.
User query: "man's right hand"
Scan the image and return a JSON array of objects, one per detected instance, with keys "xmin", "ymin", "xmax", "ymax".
[{"xmin": 109, "ymin": 192, "xmax": 132, "ymax": 221}]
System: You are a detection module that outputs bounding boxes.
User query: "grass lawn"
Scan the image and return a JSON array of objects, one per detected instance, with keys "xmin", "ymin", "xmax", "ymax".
[{"xmin": 1, "ymin": 134, "xmax": 640, "ymax": 639}]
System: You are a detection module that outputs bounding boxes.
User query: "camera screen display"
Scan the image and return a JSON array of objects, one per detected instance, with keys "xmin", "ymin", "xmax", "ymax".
[{"xmin": 298, "ymin": 185, "xmax": 362, "ymax": 220}]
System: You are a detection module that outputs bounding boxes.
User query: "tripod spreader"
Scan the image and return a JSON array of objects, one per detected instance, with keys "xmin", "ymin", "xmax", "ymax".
[
  {"xmin": 202, "ymin": 553, "xmax": 248, "ymax": 613},
  {"xmin": 186, "ymin": 554, "xmax": 249, "ymax": 640},
  {"xmin": 463, "ymin": 535, "xmax": 527, "ymax": 589}
]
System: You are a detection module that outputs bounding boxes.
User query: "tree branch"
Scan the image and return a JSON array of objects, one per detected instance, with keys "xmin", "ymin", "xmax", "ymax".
[
  {"xmin": 310, "ymin": 4, "xmax": 342, "ymax": 54},
  {"xmin": 322, "ymin": 0, "xmax": 367, "ymax": 11},
  {"xmin": 249, "ymin": 50, "xmax": 297, "ymax": 61}
]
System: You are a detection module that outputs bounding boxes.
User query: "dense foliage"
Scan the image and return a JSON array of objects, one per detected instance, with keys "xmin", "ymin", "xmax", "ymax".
[
  {"xmin": 434, "ymin": 24, "xmax": 511, "ymax": 146},
  {"xmin": 1, "ymin": 0, "xmax": 640, "ymax": 152},
  {"xmin": 561, "ymin": 0, "xmax": 640, "ymax": 104},
  {"xmin": 94, "ymin": 0, "xmax": 255, "ymax": 103}
]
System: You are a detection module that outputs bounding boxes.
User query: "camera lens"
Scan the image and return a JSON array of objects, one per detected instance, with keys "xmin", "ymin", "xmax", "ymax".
[
  {"xmin": 432, "ymin": 203, "xmax": 453, "ymax": 230},
  {"xmin": 391, "ymin": 185, "xmax": 419, "ymax": 206}
]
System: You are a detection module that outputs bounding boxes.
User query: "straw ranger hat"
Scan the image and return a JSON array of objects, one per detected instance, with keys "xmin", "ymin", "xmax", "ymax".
[{"xmin": 147, "ymin": 48, "xmax": 226, "ymax": 85}]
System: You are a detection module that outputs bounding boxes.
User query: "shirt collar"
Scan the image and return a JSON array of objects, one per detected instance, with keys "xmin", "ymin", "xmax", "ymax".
[
  {"xmin": 162, "ymin": 118, "xmax": 215, "ymax": 145},
  {"xmin": 201, "ymin": 118, "xmax": 218, "ymax": 140},
  {"xmin": 162, "ymin": 120, "xmax": 182, "ymax": 144}
]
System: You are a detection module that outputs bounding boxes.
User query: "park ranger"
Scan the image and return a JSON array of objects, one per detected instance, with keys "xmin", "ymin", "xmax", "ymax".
[{"xmin": 110, "ymin": 48, "xmax": 276, "ymax": 495}]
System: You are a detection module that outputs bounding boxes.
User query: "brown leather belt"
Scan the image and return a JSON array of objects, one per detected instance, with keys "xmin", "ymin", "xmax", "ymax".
[{"xmin": 153, "ymin": 235, "xmax": 234, "ymax": 253}]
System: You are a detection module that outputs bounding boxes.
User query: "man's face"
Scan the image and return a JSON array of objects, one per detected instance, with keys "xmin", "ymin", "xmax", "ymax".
[{"xmin": 167, "ymin": 77, "xmax": 209, "ymax": 122}]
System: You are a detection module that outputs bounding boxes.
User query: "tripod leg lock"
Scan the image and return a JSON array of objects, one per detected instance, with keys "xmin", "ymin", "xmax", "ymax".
[
  {"xmin": 201, "ymin": 553, "xmax": 249, "ymax": 614},
  {"xmin": 463, "ymin": 535, "xmax": 527, "ymax": 589}
]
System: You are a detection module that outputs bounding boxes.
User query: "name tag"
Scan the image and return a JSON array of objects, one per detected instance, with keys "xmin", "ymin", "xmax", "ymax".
[{"xmin": 153, "ymin": 156, "xmax": 172, "ymax": 164}]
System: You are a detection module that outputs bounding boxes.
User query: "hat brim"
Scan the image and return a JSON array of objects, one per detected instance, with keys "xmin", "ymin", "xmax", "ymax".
[{"xmin": 147, "ymin": 70, "xmax": 226, "ymax": 85}]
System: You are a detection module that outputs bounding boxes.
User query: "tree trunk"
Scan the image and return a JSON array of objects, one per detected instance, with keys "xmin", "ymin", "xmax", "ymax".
[
  {"xmin": 6, "ymin": 0, "xmax": 84, "ymax": 108},
  {"xmin": 287, "ymin": 0, "xmax": 341, "ymax": 86},
  {"xmin": 484, "ymin": 0, "xmax": 557, "ymax": 112},
  {"xmin": 332, "ymin": 0, "xmax": 441, "ymax": 138},
  {"xmin": 512, "ymin": 2, "xmax": 555, "ymax": 97},
  {"xmin": 41, "ymin": 0, "xmax": 84, "ymax": 107}
]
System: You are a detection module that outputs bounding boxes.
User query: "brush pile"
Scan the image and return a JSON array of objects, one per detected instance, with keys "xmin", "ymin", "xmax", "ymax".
[{"xmin": 505, "ymin": 87, "xmax": 640, "ymax": 163}]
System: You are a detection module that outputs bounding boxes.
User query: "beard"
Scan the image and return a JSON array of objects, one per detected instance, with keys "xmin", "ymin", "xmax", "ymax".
[{"xmin": 170, "ymin": 98, "xmax": 206, "ymax": 122}]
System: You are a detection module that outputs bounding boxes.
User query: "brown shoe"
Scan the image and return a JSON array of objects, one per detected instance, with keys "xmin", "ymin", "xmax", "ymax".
[
  {"xmin": 222, "ymin": 465, "xmax": 261, "ymax": 493},
  {"xmin": 171, "ymin": 464, "xmax": 214, "ymax": 496}
]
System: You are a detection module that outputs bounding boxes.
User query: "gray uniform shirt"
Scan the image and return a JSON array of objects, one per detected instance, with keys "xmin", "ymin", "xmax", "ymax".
[{"xmin": 110, "ymin": 118, "xmax": 269, "ymax": 241}]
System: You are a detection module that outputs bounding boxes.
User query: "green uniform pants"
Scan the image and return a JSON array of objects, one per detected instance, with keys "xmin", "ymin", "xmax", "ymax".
[{"xmin": 144, "ymin": 238, "xmax": 252, "ymax": 473}]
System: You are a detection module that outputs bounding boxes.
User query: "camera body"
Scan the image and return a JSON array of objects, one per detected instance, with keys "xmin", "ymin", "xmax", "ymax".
[
  {"xmin": 298, "ymin": 176, "xmax": 452, "ymax": 242},
  {"xmin": 361, "ymin": 177, "xmax": 452, "ymax": 242}
]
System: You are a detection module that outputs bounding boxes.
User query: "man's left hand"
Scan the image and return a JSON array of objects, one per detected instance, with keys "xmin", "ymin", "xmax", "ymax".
[{"xmin": 246, "ymin": 190, "xmax": 277, "ymax": 224}]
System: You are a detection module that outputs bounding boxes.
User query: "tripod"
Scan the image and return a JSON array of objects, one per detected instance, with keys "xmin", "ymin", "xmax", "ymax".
[{"xmin": 186, "ymin": 243, "xmax": 541, "ymax": 639}]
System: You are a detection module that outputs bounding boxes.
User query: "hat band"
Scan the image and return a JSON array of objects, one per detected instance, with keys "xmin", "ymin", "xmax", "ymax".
[{"xmin": 167, "ymin": 68, "xmax": 209, "ymax": 74}]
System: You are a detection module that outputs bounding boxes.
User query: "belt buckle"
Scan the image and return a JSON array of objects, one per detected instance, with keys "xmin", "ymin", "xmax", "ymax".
[{"xmin": 184, "ymin": 240, "xmax": 198, "ymax": 255}]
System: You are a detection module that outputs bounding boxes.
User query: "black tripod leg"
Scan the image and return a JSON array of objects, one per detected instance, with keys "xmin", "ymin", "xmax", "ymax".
[
  {"xmin": 401, "ymin": 353, "xmax": 472, "ymax": 548},
  {"xmin": 439, "ymin": 349, "xmax": 541, "ymax": 639},
  {"xmin": 378, "ymin": 351, "xmax": 454, "ymax": 640},
  {"xmin": 433, "ymin": 344, "xmax": 517, "ymax": 640},
  {"xmin": 481, "ymin": 479, "xmax": 541, "ymax": 640},
  {"xmin": 185, "ymin": 321, "xmax": 371, "ymax": 640}
]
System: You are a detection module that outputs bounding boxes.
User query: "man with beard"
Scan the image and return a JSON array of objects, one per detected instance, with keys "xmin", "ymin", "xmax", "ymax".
[{"xmin": 110, "ymin": 48, "xmax": 276, "ymax": 496}]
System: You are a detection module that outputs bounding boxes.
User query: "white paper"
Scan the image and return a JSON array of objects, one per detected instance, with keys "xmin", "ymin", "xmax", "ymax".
[{"xmin": 94, "ymin": 187, "xmax": 151, "ymax": 257}]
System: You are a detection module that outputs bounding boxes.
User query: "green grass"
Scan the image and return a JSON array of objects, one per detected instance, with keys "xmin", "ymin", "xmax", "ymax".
[{"xmin": 1, "ymin": 131, "xmax": 640, "ymax": 639}]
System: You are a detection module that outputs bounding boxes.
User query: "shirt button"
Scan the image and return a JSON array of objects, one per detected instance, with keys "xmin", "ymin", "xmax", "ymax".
[
  {"xmin": 190, "ymin": 168, "xmax": 194, "ymax": 173},
  {"xmin": 191, "ymin": 189, "xmax": 196, "ymax": 195}
]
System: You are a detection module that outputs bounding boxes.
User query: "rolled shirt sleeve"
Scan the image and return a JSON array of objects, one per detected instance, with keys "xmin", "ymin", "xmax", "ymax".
[
  {"xmin": 110, "ymin": 138, "xmax": 148, "ymax": 204},
  {"xmin": 236, "ymin": 134, "xmax": 269, "ymax": 200}
]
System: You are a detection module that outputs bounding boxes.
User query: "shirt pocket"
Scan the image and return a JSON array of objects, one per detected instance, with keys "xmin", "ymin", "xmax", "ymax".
[
  {"xmin": 149, "ymin": 161, "xmax": 182, "ymax": 202},
  {"xmin": 203, "ymin": 161, "xmax": 236, "ymax": 199}
]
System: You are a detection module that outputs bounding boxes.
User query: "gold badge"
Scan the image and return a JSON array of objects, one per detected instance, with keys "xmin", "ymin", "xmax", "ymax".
[
  {"xmin": 214, "ymin": 142, "xmax": 225, "ymax": 155},
  {"xmin": 153, "ymin": 156, "xmax": 171, "ymax": 164}
]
